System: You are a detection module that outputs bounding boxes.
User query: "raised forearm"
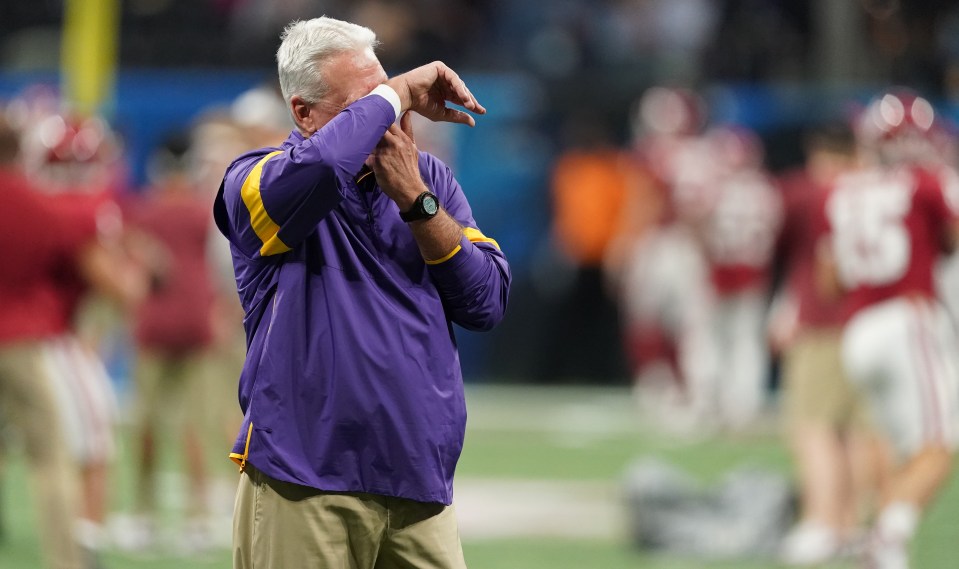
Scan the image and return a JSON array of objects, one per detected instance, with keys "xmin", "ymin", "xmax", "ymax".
[{"xmin": 407, "ymin": 208, "xmax": 464, "ymax": 262}]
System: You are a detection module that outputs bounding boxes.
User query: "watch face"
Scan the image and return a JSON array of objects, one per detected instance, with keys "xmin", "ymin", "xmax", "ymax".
[{"xmin": 423, "ymin": 195, "xmax": 439, "ymax": 215}]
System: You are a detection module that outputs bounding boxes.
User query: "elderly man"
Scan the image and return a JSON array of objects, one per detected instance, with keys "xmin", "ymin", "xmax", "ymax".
[{"xmin": 214, "ymin": 16, "xmax": 510, "ymax": 569}]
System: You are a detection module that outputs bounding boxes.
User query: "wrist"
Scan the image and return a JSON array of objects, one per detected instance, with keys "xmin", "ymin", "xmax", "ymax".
[
  {"xmin": 368, "ymin": 84, "xmax": 402, "ymax": 119},
  {"xmin": 384, "ymin": 78, "xmax": 412, "ymax": 112},
  {"xmin": 393, "ymin": 182, "xmax": 429, "ymax": 212},
  {"xmin": 400, "ymin": 190, "xmax": 440, "ymax": 223}
]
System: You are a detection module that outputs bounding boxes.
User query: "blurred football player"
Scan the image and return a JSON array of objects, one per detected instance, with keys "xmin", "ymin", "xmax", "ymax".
[
  {"xmin": 122, "ymin": 132, "xmax": 224, "ymax": 554},
  {"xmin": 17, "ymin": 107, "xmax": 142, "ymax": 564},
  {"xmin": 772, "ymin": 123, "xmax": 883, "ymax": 565},
  {"xmin": 614, "ymin": 87, "xmax": 717, "ymax": 433},
  {"xmin": 624, "ymin": 115, "xmax": 782, "ymax": 433},
  {"xmin": 820, "ymin": 90, "xmax": 959, "ymax": 569},
  {"xmin": 0, "ymin": 108, "xmax": 147, "ymax": 569},
  {"xmin": 695, "ymin": 125, "xmax": 783, "ymax": 431}
]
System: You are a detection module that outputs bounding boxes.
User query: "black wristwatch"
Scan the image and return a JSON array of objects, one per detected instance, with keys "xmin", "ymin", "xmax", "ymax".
[{"xmin": 400, "ymin": 191, "xmax": 440, "ymax": 222}]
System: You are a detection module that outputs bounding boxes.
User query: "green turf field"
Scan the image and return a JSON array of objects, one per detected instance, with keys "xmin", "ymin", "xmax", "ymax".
[{"xmin": 1, "ymin": 384, "xmax": 956, "ymax": 568}]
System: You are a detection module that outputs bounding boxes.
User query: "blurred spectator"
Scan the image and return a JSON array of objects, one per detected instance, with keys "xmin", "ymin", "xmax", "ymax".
[
  {"xmin": 535, "ymin": 109, "xmax": 633, "ymax": 384},
  {"xmin": 703, "ymin": 0, "xmax": 812, "ymax": 82},
  {"xmin": 597, "ymin": 0, "xmax": 719, "ymax": 83},
  {"xmin": 229, "ymin": 79, "xmax": 291, "ymax": 149},
  {"xmin": 189, "ymin": 110, "xmax": 259, "ymax": 193},
  {"xmin": 862, "ymin": 1, "xmax": 949, "ymax": 96},
  {"xmin": 4, "ymin": 0, "xmax": 959, "ymax": 105},
  {"xmin": 771, "ymin": 123, "xmax": 882, "ymax": 565},
  {"xmin": 194, "ymin": 111, "xmax": 256, "ymax": 300}
]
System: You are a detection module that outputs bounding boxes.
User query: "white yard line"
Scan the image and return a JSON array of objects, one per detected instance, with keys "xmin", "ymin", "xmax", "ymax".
[
  {"xmin": 465, "ymin": 385, "xmax": 641, "ymax": 437},
  {"xmin": 455, "ymin": 478, "xmax": 626, "ymax": 541}
]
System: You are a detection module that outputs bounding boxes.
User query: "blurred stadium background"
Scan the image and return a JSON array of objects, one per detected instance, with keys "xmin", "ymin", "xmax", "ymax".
[
  {"xmin": 2, "ymin": 0, "xmax": 959, "ymax": 568},
  {"xmin": 4, "ymin": 385, "xmax": 957, "ymax": 568}
]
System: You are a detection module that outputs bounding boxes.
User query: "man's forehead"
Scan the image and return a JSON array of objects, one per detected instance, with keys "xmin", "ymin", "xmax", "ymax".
[
  {"xmin": 323, "ymin": 50, "xmax": 384, "ymax": 98},
  {"xmin": 354, "ymin": 47, "xmax": 380, "ymax": 69},
  {"xmin": 324, "ymin": 49, "xmax": 381, "ymax": 76}
]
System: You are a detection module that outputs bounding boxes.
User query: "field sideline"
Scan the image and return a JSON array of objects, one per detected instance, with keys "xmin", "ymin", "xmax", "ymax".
[{"xmin": 1, "ymin": 384, "xmax": 956, "ymax": 568}]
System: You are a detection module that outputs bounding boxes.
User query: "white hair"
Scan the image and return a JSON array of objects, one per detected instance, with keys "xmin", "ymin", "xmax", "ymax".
[{"xmin": 276, "ymin": 17, "xmax": 379, "ymax": 106}]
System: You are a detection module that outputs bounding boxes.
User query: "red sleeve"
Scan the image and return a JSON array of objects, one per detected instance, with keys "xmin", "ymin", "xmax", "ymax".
[
  {"xmin": 45, "ymin": 195, "xmax": 102, "ymax": 262},
  {"xmin": 810, "ymin": 185, "xmax": 832, "ymax": 240},
  {"xmin": 0, "ymin": 178, "xmax": 97, "ymax": 285},
  {"xmin": 775, "ymin": 170, "xmax": 809, "ymax": 263},
  {"xmin": 915, "ymin": 166, "xmax": 959, "ymax": 251},
  {"xmin": 2, "ymin": 182, "xmax": 60, "ymax": 275}
]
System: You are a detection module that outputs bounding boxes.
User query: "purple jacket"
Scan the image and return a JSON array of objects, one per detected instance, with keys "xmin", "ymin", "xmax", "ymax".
[{"xmin": 213, "ymin": 93, "xmax": 510, "ymax": 504}]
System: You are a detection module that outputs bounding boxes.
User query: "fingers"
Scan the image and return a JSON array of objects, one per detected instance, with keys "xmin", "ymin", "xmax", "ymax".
[
  {"xmin": 437, "ymin": 107, "xmax": 476, "ymax": 127},
  {"xmin": 384, "ymin": 122, "xmax": 413, "ymax": 144},
  {"xmin": 375, "ymin": 124, "xmax": 401, "ymax": 149},
  {"xmin": 409, "ymin": 107, "xmax": 475, "ymax": 127},
  {"xmin": 392, "ymin": 62, "xmax": 486, "ymax": 125},
  {"xmin": 454, "ymin": 85, "xmax": 485, "ymax": 115},
  {"xmin": 374, "ymin": 122, "xmax": 414, "ymax": 155},
  {"xmin": 451, "ymin": 78, "xmax": 485, "ymax": 115},
  {"xmin": 400, "ymin": 111, "xmax": 415, "ymax": 141},
  {"xmin": 436, "ymin": 63, "xmax": 486, "ymax": 115}
]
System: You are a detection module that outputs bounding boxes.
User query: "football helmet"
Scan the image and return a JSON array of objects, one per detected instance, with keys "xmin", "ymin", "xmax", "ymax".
[
  {"xmin": 632, "ymin": 86, "xmax": 707, "ymax": 138},
  {"xmin": 21, "ymin": 111, "xmax": 121, "ymax": 190},
  {"xmin": 705, "ymin": 124, "xmax": 764, "ymax": 171},
  {"xmin": 856, "ymin": 89, "xmax": 953, "ymax": 166}
]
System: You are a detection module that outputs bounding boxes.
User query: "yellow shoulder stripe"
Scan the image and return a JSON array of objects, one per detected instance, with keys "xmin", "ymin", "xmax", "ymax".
[
  {"xmin": 240, "ymin": 150, "xmax": 291, "ymax": 256},
  {"xmin": 464, "ymin": 227, "xmax": 500, "ymax": 250}
]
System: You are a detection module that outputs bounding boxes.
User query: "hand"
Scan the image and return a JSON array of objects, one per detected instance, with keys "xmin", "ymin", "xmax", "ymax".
[
  {"xmin": 370, "ymin": 112, "xmax": 426, "ymax": 211},
  {"xmin": 386, "ymin": 61, "xmax": 486, "ymax": 127}
]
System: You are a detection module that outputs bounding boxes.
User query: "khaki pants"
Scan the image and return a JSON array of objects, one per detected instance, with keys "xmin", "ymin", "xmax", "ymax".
[
  {"xmin": 133, "ymin": 349, "xmax": 216, "ymax": 515},
  {"xmin": 0, "ymin": 341, "xmax": 83, "ymax": 569},
  {"xmin": 781, "ymin": 327, "xmax": 871, "ymax": 432},
  {"xmin": 233, "ymin": 464, "xmax": 467, "ymax": 569},
  {"xmin": 133, "ymin": 349, "xmax": 214, "ymax": 437}
]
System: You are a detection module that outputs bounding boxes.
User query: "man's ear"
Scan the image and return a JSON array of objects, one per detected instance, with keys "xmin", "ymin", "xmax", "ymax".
[{"xmin": 290, "ymin": 96, "xmax": 313, "ymax": 133}]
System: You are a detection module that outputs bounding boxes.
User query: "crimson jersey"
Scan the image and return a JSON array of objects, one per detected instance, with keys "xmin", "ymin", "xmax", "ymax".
[
  {"xmin": 640, "ymin": 135, "xmax": 782, "ymax": 296},
  {"xmin": 0, "ymin": 170, "xmax": 98, "ymax": 342},
  {"xmin": 778, "ymin": 168, "xmax": 844, "ymax": 328},
  {"xmin": 47, "ymin": 191, "xmax": 121, "ymax": 324},
  {"xmin": 128, "ymin": 186, "xmax": 217, "ymax": 354},
  {"xmin": 824, "ymin": 165, "xmax": 959, "ymax": 320},
  {"xmin": 703, "ymin": 168, "xmax": 783, "ymax": 295}
]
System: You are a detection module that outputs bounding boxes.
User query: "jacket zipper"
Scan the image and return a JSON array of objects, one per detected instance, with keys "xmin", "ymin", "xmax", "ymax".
[{"xmin": 352, "ymin": 181, "xmax": 376, "ymax": 235}]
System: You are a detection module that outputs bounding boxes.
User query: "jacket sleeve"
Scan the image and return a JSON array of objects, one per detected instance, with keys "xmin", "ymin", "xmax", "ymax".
[
  {"xmin": 217, "ymin": 94, "xmax": 397, "ymax": 259},
  {"xmin": 423, "ymin": 156, "xmax": 511, "ymax": 331}
]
